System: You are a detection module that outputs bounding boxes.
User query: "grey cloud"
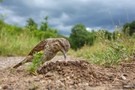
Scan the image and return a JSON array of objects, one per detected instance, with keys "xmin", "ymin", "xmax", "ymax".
[{"xmin": 1, "ymin": 0, "xmax": 135, "ymax": 35}]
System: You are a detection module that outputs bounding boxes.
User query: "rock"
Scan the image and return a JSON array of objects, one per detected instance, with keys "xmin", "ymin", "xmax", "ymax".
[
  {"xmin": 2, "ymin": 85, "xmax": 13, "ymax": 90},
  {"xmin": 45, "ymin": 72, "xmax": 54, "ymax": 77},
  {"xmin": 123, "ymin": 85, "xmax": 135, "ymax": 89},
  {"xmin": 2, "ymin": 85, "xmax": 8, "ymax": 89}
]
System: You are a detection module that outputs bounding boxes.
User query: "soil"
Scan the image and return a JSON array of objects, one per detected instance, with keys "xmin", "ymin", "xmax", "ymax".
[{"xmin": 0, "ymin": 56, "xmax": 135, "ymax": 90}]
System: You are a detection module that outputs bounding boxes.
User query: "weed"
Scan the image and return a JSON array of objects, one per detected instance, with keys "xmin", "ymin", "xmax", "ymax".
[{"xmin": 27, "ymin": 52, "xmax": 44, "ymax": 74}]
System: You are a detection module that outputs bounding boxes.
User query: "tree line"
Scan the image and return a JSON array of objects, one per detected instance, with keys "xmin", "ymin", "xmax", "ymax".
[
  {"xmin": 69, "ymin": 21, "xmax": 135, "ymax": 50},
  {"xmin": 0, "ymin": 17, "xmax": 135, "ymax": 50}
]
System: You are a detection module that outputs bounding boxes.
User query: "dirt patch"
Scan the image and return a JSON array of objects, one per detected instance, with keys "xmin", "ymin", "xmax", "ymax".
[
  {"xmin": 0, "ymin": 57, "xmax": 24, "ymax": 69},
  {"xmin": 37, "ymin": 60, "xmax": 112, "ymax": 87},
  {"xmin": 116, "ymin": 61, "xmax": 135, "ymax": 89},
  {"xmin": 0, "ymin": 56, "xmax": 135, "ymax": 90}
]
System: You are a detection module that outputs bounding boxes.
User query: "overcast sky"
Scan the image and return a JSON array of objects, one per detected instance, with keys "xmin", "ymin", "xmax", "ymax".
[{"xmin": 0, "ymin": 0, "xmax": 135, "ymax": 35}]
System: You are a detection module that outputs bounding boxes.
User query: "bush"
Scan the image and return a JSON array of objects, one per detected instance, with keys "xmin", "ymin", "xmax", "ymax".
[{"xmin": 69, "ymin": 24, "xmax": 96, "ymax": 50}]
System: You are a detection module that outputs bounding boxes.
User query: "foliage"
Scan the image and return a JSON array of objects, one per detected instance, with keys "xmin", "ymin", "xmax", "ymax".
[
  {"xmin": 0, "ymin": 15, "xmax": 135, "ymax": 68},
  {"xmin": 70, "ymin": 30, "xmax": 135, "ymax": 67},
  {"xmin": 33, "ymin": 28, "xmax": 58, "ymax": 40},
  {"xmin": 0, "ymin": 20, "xmax": 4, "ymax": 29},
  {"xmin": 0, "ymin": 19, "xmax": 60, "ymax": 56},
  {"xmin": 0, "ymin": 25, "xmax": 39, "ymax": 56},
  {"xmin": 69, "ymin": 24, "xmax": 96, "ymax": 50},
  {"xmin": 69, "ymin": 24, "xmax": 115, "ymax": 50},
  {"xmin": 25, "ymin": 18, "xmax": 38, "ymax": 31},
  {"xmin": 123, "ymin": 21, "xmax": 135, "ymax": 36},
  {"xmin": 27, "ymin": 52, "xmax": 44, "ymax": 74},
  {"xmin": 40, "ymin": 16, "xmax": 49, "ymax": 31}
]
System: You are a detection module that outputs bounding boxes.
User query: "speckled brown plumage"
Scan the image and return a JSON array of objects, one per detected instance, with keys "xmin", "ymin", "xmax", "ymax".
[{"xmin": 13, "ymin": 38, "xmax": 70, "ymax": 68}]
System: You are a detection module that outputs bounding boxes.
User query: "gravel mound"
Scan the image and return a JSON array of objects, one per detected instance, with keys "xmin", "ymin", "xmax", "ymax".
[{"xmin": 37, "ymin": 60, "xmax": 112, "ymax": 87}]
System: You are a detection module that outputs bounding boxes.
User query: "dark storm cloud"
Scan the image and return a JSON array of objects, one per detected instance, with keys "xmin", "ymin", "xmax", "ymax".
[{"xmin": 1, "ymin": 0, "xmax": 135, "ymax": 35}]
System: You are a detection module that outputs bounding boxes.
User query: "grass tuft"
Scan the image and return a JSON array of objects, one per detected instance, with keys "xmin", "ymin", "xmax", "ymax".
[{"xmin": 27, "ymin": 52, "xmax": 44, "ymax": 74}]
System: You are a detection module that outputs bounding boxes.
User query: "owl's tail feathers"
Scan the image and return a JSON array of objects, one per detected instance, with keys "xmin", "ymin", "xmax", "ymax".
[{"xmin": 13, "ymin": 55, "xmax": 33, "ymax": 68}]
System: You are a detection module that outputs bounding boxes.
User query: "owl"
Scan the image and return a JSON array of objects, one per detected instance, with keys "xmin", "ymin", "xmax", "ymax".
[{"xmin": 13, "ymin": 38, "xmax": 70, "ymax": 68}]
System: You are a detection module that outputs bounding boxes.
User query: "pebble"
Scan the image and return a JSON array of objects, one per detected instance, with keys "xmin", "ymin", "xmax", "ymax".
[
  {"xmin": 45, "ymin": 72, "xmax": 54, "ymax": 77},
  {"xmin": 120, "ymin": 74, "xmax": 127, "ymax": 80}
]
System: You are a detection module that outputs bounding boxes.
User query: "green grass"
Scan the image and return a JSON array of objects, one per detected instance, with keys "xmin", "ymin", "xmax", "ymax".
[
  {"xmin": 27, "ymin": 52, "xmax": 44, "ymax": 74},
  {"xmin": 0, "ymin": 28, "xmax": 39, "ymax": 56},
  {"xmin": 0, "ymin": 22, "xmax": 59, "ymax": 56},
  {"xmin": 69, "ymin": 33, "xmax": 135, "ymax": 67}
]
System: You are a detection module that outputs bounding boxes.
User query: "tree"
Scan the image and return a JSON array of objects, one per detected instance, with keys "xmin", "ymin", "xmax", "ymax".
[
  {"xmin": 123, "ymin": 21, "xmax": 135, "ymax": 36},
  {"xmin": 40, "ymin": 16, "xmax": 49, "ymax": 31},
  {"xmin": 25, "ymin": 18, "xmax": 38, "ymax": 31},
  {"xmin": 69, "ymin": 24, "xmax": 95, "ymax": 50}
]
